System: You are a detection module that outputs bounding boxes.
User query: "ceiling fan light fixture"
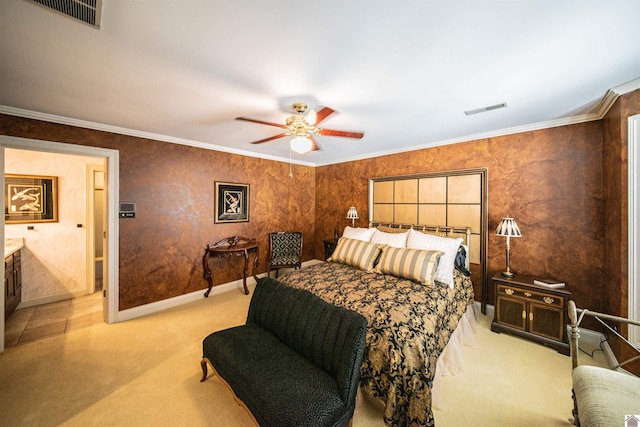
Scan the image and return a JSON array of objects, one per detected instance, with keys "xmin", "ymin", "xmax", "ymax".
[
  {"xmin": 236, "ymin": 102, "xmax": 363, "ymax": 150},
  {"xmin": 290, "ymin": 136, "xmax": 313, "ymax": 154}
]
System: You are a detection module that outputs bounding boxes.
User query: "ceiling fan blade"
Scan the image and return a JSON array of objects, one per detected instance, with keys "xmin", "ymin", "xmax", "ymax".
[
  {"xmin": 250, "ymin": 133, "xmax": 289, "ymax": 144},
  {"xmin": 314, "ymin": 107, "xmax": 335, "ymax": 125},
  {"xmin": 318, "ymin": 128, "xmax": 364, "ymax": 139},
  {"xmin": 235, "ymin": 117, "xmax": 288, "ymax": 129}
]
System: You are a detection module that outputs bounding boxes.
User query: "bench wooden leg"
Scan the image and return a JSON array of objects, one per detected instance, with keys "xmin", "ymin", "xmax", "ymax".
[
  {"xmin": 198, "ymin": 359, "xmax": 260, "ymax": 426},
  {"xmin": 200, "ymin": 358, "xmax": 210, "ymax": 382}
]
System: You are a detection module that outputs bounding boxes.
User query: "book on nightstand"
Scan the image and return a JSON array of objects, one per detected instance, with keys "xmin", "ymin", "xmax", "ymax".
[{"xmin": 533, "ymin": 279, "xmax": 566, "ymax": 288}]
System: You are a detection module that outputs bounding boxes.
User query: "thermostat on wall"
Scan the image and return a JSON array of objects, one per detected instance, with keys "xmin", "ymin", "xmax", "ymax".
[{"xmin": 119, "ymin": 202, "xmax": 136, "ymax": 218}]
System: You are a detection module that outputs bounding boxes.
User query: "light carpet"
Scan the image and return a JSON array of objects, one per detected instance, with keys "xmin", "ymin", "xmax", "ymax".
[{"xmin": 0, "ymin": 281, "xmax": 607, "ymax": 426}]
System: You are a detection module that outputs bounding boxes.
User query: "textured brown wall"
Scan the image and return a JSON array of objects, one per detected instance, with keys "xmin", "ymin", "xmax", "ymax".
[
  {"xmin": 0, "ymin": 115, "xmax": 316, "ymax": 310},
  {"xmin": 315, "ymin": 122, "xmax": 605, "ymax": 310},
  {"xmin": 602, "ymin": 89, "xmax": 640, "ymax": 372}
]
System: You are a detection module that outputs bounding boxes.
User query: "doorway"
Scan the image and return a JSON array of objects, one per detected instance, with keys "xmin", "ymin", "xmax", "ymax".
[
  {"xmin": 87, "ymin": 164, "xmax": 106, "ymax": 301},
  {"xmin": 0, "ymin": 136, "xmax": 120, "ymax": 353}
]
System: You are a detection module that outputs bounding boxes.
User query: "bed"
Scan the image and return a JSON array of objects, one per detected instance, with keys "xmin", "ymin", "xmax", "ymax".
[{"xmin": 277, "ymin": 223, "xmax": 478, "ymax": 426}]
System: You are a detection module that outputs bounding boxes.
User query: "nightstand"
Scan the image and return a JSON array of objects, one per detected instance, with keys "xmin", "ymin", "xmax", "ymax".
[
  {"xmin": 322, "ymin": 239, "xmax": 339, "ymax": 261},
  {"xmin": 490, "ymin": 274, "xmax": 570, "ymax": 355}
]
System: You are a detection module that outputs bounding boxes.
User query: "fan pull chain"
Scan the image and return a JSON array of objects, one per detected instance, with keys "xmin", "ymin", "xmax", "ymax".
[{"xmin": 289, "ymin": 149, "xmax": 293, "ymax": 178}]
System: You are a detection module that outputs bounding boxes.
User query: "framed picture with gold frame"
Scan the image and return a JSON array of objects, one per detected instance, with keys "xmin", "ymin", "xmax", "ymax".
[
  {"xmin": 214, "ymin": 181, "xmax": 249, "ymax": 223},
  {"xmin": 5, "ymin": 174, "xmax": 58, "ymax": 223}
]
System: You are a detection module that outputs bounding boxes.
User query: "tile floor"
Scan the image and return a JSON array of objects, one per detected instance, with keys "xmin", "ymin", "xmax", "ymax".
[{"xmin": 4, "ymin": 291, "xmax": 103, "ymax": 348}]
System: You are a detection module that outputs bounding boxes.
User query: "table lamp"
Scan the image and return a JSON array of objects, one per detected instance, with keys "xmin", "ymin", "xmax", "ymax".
[
  {"xmin": 496, "ymin": 217, "xmax": 522, "ymax": 277},
  {"xmin": 346, "ymin": 207, "xmax": 359, "ymax": 227}
]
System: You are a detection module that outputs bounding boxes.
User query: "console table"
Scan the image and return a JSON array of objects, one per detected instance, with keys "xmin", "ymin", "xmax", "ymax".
[{"xmin": 202, "ymin": 236, "xmax": 259, "ymax": 297}]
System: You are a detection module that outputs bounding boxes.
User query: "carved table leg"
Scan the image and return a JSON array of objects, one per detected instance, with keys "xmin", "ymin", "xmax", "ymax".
[
  {"xmin": 242, "ymin": 250, "xmax": 250, "ymax": 295},
  {"xmin": 252, "ymin": 247, "xmax": 260, "ymax": 284},
  {"xmin": 202, "ymin": 250, "xmax": 213, "ymax": 297}
]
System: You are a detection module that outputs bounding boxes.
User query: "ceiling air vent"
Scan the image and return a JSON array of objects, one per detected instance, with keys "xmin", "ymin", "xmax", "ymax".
[
  {"xmin": 27, "ymin": 0, "xmax": 102, "ymax": 29},
  {"xmin": 464, "ymin": 102, "xmax": 508, "ymax": 116}
]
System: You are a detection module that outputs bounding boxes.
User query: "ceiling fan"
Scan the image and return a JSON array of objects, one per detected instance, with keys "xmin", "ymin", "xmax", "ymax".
[{"xmin": 235, "ymin": 102, "xmax": 364, "ymax": 154}]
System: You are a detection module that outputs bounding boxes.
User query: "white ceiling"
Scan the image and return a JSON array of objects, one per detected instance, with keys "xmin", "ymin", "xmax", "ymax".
[{"xmin": 1, "ymin": 1, "xmax": 639, "ymax": 166}]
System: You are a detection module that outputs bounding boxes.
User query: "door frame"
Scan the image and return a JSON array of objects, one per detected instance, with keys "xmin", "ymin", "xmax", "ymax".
[
  {"xmin": 629, "ymin": 114, "xmax": 639, "ymax": 345},
  {"xmin": 0, "ymin": 136, "xmax": 119, "ymax": 353},
  {"xmin": 86, "ymin": 163, "xmax": 106, "ymax": 296}
]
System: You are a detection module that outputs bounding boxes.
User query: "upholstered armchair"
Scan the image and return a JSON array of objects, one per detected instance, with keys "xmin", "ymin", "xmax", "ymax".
[{"xmin": 268, "ymin": 231, "xmax": 303, "ymax": 278}]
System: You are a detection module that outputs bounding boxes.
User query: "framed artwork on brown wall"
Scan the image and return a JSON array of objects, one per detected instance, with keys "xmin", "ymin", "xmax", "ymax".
[
  {"xmin": 5, "ymin": 174, "xmax": 58, "ymax": 223},
  {"xmin": 214, "ymin": 181, "xmax": 249, "ymax": 223}
]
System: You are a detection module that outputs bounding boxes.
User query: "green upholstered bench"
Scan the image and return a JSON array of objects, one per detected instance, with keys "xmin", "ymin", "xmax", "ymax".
[
  {"xmin": 200, "ymin": 277, "xmax": 368, "ymax": 427},
  {"xmin": 568, "ymin": 301, "xmax": 640, "ymax": 426}
]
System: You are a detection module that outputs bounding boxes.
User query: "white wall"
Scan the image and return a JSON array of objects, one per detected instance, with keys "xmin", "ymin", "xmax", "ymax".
[{"xmin": 5, "ymin": 149, "xmax": 100, "ymax": 305}]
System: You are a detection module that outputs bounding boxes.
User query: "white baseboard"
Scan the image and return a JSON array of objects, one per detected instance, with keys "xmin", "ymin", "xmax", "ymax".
[
  {"xmin": 18, "ymin": 289, "xmax": 90, "ymax": 309},
  {"xmin": 116, "ymin": 279, "xmax": 248, "ymax": 323},
  {"xmin": 116, "ymin": 259, "xmax": 323, "ymax": 323},
  {"xmin": 573, "ymin": 326, "xmax": 618, "ymax": 369}
]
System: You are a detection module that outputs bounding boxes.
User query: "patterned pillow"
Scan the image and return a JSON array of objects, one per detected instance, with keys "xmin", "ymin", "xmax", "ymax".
[
  {"xmin": 328, "ymin": 237, "xmax": 385, "ymax": 272},
  {"xmin": 406, "ymin": 228, "xmax": 463, "ymax": 288},
  {"xmin": 412, "ymin": 228, "xmax": 448, "ymax": 238},
  {"xmin": 370, "ymin": 229, "xmax": 408, "ymax": 248},
  {"xmin": 342, "ymin": 226, "xmax": 377, "ymax": 242},
  {"xmin": 375, "ymin": 225, "xmax": 408, "ymax": 234},
  {"xmin": 375, "ymin": 246, "xmax": 443, "ymax": 288}
]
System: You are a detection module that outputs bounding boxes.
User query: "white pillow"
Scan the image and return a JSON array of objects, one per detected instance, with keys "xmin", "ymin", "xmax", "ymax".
[
  {"xmin": 342, "ymin": 226, "xmax": 376, "ymax": 242},
  {"xmin": 406, "ymin": 228, "xmax": 463, "ymax": 288},
  {"xmin": 370, "ymin": 229, "xmax": 408, "ymax": 248}
]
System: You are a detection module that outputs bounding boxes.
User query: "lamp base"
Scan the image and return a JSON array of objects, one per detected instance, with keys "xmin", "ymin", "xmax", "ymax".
[{"xmin": 501, "ymin": 270, "xmax": 514, "ymax": 278}]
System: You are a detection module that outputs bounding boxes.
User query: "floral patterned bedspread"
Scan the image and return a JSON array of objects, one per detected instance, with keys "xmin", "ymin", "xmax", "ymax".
[{"xmin": 277, "ymin": 261, "xmax": 475, "ymax": 427}]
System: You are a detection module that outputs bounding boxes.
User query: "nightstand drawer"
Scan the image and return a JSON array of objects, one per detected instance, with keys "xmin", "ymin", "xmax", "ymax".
[{"xmin": 497, "ymin": 284, "xmax": 564, "ymax": 308}]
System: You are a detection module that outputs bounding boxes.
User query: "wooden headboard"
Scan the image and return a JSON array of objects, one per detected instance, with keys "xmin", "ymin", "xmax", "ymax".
[{"xmin": 368, "ymin": 168, "xmax": 489, "ymax": 313}]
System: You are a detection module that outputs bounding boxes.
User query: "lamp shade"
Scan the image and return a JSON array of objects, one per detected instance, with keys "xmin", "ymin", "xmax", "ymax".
[
  {"xmin": 496, "ymin": 217, "xmax": 522, "ymax": 237},
  {"xmin": 290, "ymin": 136, "xmax": 313, "ymax": 154},
  {"xmin": 346, "ymin": 207, "xmax": 359, "ymax": 220}
]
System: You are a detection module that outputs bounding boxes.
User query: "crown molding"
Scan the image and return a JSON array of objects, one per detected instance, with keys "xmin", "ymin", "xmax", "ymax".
[
  {"xmin": 593, "ymin": 90, "xmax": 620, "ymax": 118},
  {"xmin": 0, "ymin": 106, "xmax": 315, "ymax": 167},
  {"xmin": 1, "ymin": 82, "xmax": 631, "ymax": 168},
  {"xmin": 315, "ymin": 83, "xmax": 639, "ymax": 166},
  {"xmin": 611, "ymin": 76, "xmax": 640, "ymax": 96},
  {"xmin": 313, "ymin": 110, "xmax": 607, "ymax": 166}
]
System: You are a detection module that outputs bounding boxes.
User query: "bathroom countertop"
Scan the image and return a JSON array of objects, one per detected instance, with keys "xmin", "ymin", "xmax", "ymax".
[{"xmin": 5, "ymin": 237, "xmax": 24, "ymax": 258}]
